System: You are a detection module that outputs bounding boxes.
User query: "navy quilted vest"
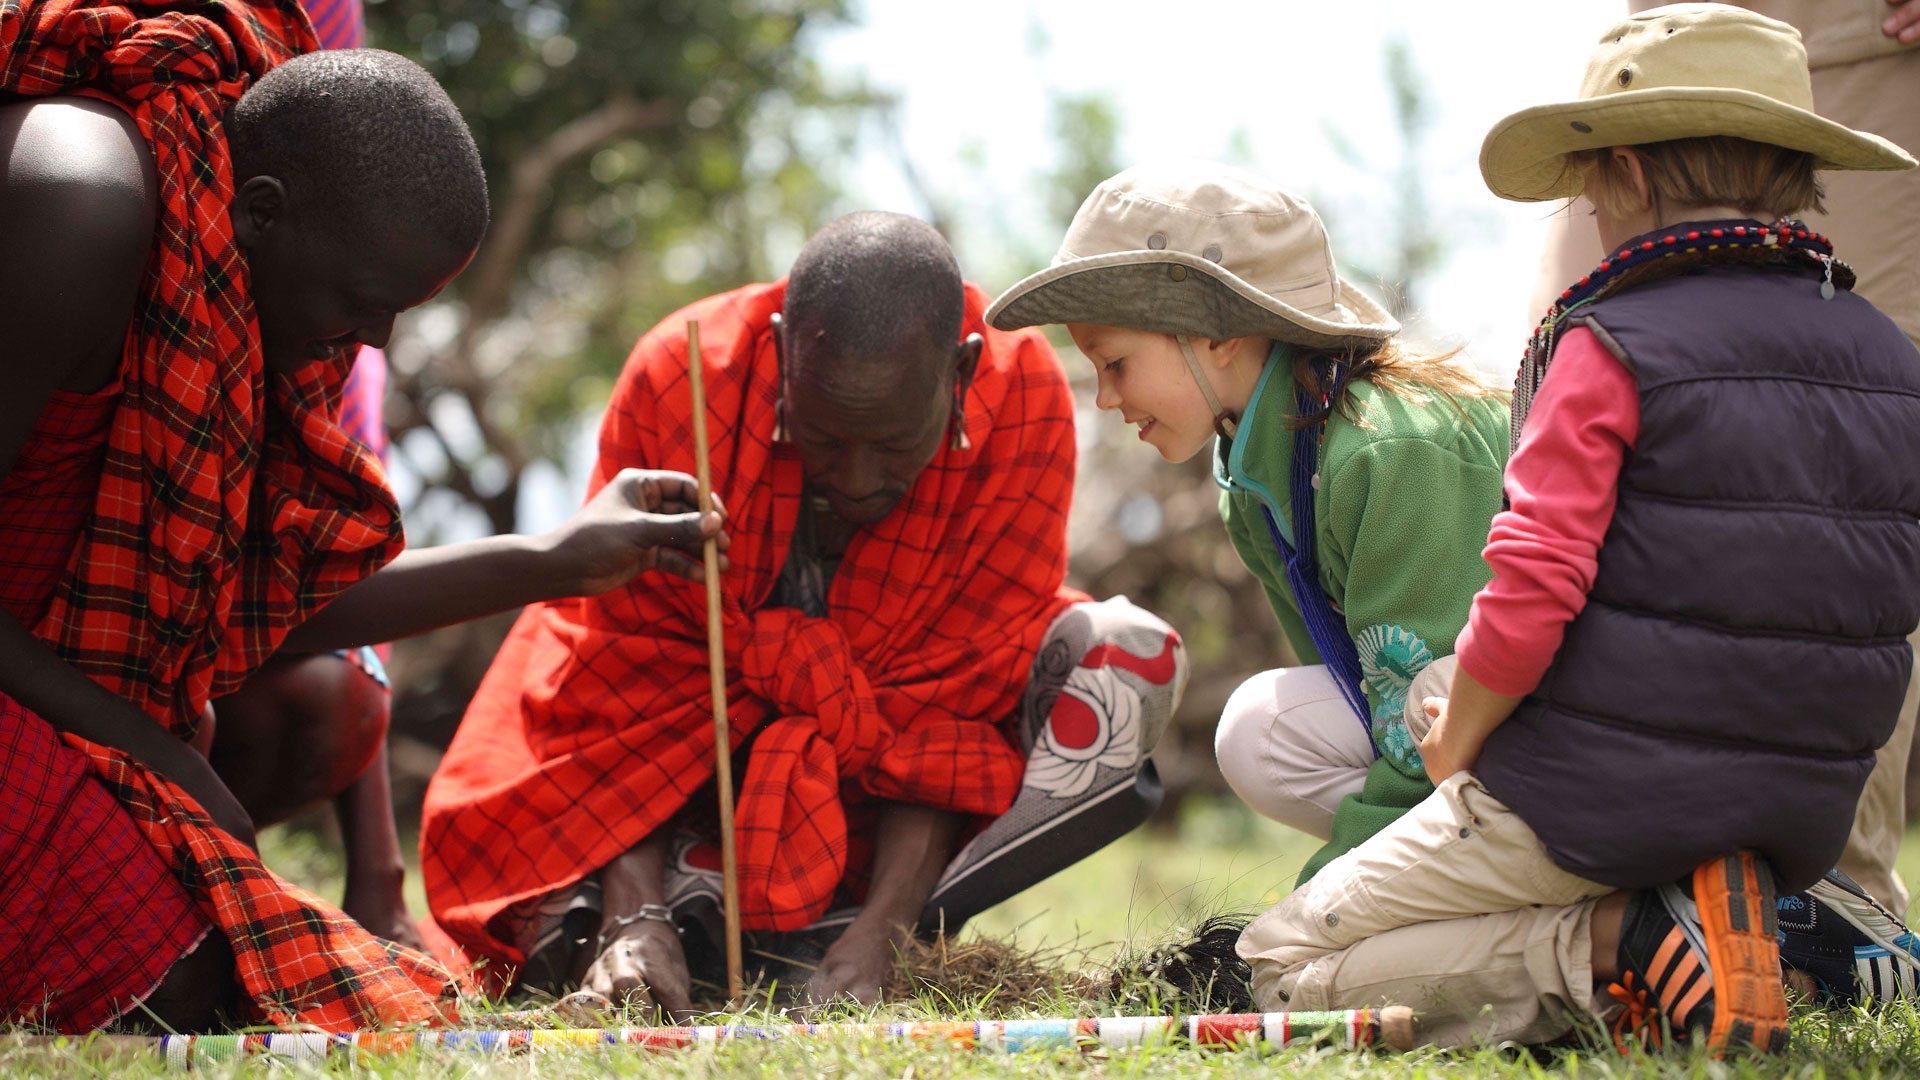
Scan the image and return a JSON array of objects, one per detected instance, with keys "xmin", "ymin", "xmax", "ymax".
[{"xmin": 1476, "ymin": 262, "xmax": 1920, "ymax": 894}]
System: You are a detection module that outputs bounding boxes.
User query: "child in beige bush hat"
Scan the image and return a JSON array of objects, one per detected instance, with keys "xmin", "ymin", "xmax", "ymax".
[
  {"xmin": 1235, "ymin": 2, "xmax": 1920, "ymax": 1055},
  {"xmin": 988, "ymin": 159, "xmax": 1510, "ymax": 904}
]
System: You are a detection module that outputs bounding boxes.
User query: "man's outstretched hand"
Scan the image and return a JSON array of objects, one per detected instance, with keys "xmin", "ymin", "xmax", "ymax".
[
  {"xmin": 542, "ymin": 468, "xmax": 729, "ymax": 595},
  {"xmin": 806, "ymin": 921, "xmax": 899, "ymax": 1006},
  {"xmin": 804, "ymin": 802, "xmax": 961, "ymax": 1006},
  {"xmin": 582, "ymin": 918, "xmax": 694, "ymax": 1018}
]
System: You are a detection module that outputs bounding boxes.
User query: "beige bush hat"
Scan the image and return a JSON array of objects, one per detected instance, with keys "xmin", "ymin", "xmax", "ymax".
[
  {"xmin": 985, "ymin": 160, "xmax": 1398, "ymax": 350},
  {"xmin": 1481, "ymin": 3, "xmax": 1915, "ymax": 203}
]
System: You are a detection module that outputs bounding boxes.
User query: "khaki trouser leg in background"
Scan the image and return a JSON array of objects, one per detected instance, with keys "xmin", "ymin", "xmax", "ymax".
[
  {"xmin": 1839, "ymin": 625, "xmax": 1920, "ymax": 916},
  {"xmin": 1237, "ymin": 772, "xmax": 1618, "ymax": 1047}
]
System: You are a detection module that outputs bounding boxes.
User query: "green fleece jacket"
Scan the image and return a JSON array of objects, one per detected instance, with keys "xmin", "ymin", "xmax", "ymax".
[{"xmin": 1216, "ymin": 347, "xmax": 1509, "ymax": 884}]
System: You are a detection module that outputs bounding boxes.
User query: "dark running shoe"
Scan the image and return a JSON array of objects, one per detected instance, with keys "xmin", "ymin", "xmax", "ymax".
[
  {"xmin": 1609, "ymin": 852, "xmax": 1789, "ymax": 1055},
  {"xmin": 1777, "ymin": 867, "xmax": 1920, "ymax": 1005}
]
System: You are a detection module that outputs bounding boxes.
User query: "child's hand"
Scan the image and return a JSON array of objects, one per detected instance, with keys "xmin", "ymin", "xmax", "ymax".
[
  {"xmin": 1417, "ymin": 697, "xmax": 1485, "ymax": 784},
  {"xmin": 1417, "ymin": 666, "xmax": 1526, "ymax": 783},
  {"xmin": 1886, "ymin": 0, "xmax": 1920, "ymax": 45},
  {"xmin": 542, "ymin": 468, "xmax": 729, "ymax": 595}
]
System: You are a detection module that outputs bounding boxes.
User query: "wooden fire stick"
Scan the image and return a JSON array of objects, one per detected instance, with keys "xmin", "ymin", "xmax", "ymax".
[{"xmin": 686, "ymin": 319, "xmax": 743, "ymax": 1002}]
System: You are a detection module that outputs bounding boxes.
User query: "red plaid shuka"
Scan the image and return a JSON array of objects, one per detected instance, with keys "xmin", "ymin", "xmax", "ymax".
[
  {"xmin": 0, "ymin": 0, "xmax": 455, "ymax": 1029},
  {"xmin": 422, "ymin": 282, "xmax": 1082, "ymax": 973}
]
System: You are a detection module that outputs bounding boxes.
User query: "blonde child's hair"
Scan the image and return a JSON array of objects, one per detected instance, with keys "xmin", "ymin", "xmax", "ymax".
[
  {"xmin": 1292, "ymin": 337, "xmax": 1506, "ymax": 430},
  {"xmin": 1574, "ymin": 135, "xmax": 1826, "ymax": 223}
]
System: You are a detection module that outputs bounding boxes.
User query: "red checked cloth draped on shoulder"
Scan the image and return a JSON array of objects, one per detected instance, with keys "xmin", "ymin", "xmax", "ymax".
[
  {"xmin": 424, "ymin": 282, "xmax": 1081, "ymax": 970},
  {"xmin": 0, "ymin": 0, "xmax": 453, "ymax": 1028}
]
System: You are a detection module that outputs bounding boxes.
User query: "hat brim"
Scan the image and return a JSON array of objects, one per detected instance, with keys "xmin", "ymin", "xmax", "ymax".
[
  {"xmin": 984, "ymin": 250, "xmax": 1399, "ymax": 350},
  {"xmin": 1481, "ymin": 86, "xmax": 1916, "ymax": 203}
]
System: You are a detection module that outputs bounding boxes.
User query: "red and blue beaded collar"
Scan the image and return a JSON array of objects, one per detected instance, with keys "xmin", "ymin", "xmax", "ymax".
[{"xmin": 1551, "ymin": 218, "xmax": 1839, "ymax": 317}]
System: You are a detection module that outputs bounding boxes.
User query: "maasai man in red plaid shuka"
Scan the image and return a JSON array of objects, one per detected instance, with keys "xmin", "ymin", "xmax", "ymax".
[
  {"xmin": 0, "ymin": 0, "xmax": 486, "ymax": 1032},
  {"xmin": 424, "ymin": 213, "xmax": 1186, "ymax": 1009}
]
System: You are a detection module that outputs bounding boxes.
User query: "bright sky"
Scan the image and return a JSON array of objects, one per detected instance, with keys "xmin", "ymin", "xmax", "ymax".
[{"xmin": 815, "ymin": 0, "xmax": 1623, "ymax": 368}]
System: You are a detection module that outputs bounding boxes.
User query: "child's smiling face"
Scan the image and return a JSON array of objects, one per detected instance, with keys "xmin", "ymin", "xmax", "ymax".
[{"xmin": 1067, "ymin": 324, "xmax": 1223, "ymax": 463}]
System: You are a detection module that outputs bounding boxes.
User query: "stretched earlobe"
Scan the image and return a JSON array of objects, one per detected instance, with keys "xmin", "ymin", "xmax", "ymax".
[
  {"xmin": 956, "ymin": 332, "xmax": 984, "ymax": 383},
  {"xmin": 950, "ymin": 333, "xmax": 982, "ymax": 452},
  {"xmin": 769, "ymin": 312, "xmax": 791, "ymax": 443},
  {"xmin": 949, "ymin": 386, "xmax": 971, "ymax": 452}
]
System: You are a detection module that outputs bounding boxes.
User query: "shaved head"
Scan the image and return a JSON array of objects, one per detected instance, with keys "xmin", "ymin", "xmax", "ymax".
[
  {"xmin": 783, "ymin": 211, "xmax": 964, "ymax": 375},
  {"xmin": 229, "ymin": 48, "xmax": 487, "ymax": 252},
  {"xmin": 778, "ymin": 212, "xmax": 980, "ymax": 526}
]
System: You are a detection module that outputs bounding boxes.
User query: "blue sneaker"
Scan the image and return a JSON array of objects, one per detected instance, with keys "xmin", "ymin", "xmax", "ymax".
[{"xmin": 1777, "ymin": 868, "xmax": 1920, "ymax": 1004}]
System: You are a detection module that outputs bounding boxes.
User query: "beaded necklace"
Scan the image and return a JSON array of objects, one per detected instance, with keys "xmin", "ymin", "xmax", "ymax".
[{"xmin": 1512, "ymin": 218, "xmax": 1849, "ymax": 453}]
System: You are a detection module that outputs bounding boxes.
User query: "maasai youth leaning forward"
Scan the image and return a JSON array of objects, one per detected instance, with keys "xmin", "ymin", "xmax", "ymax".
[{"xmin": 0, "ymin": 0, "xmax": 728, "ymax": 1032}]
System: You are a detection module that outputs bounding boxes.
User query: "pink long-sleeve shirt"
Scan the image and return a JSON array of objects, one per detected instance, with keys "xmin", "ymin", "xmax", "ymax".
[{"xmin": 1456, "ymin": 327, "xmax": 1642, "ymax": 696}]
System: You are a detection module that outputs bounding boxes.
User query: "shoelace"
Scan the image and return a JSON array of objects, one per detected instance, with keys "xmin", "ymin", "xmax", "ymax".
[{"xmin": 1607, "ymin": 971, "xmax": 1664, "ymax": 1054}]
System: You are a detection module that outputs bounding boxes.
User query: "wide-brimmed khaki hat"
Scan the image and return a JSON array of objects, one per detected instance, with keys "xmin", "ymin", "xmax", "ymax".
[
  {"xmin": 985, "ymin": 160, "xmax": 1398, "ymax": 350},
  {"xmin": 1481, "ymin": 3, "xmax": 1915, "ymax": 203}
]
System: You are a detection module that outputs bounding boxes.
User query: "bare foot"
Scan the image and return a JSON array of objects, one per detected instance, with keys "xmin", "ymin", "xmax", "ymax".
[{"xmin": 806, "ymin": 922, "xmax": 897, "ymax": 1005}]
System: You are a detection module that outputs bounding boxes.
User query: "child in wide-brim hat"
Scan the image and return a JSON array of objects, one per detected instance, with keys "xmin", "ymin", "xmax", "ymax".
[
  {"xmin": 1235, "ymin": 2, "xmax": 1920, "ymax": 1054},
  {"xmin": 987, "ymin": 159, "xmax": 1510, "ymax": 897}
]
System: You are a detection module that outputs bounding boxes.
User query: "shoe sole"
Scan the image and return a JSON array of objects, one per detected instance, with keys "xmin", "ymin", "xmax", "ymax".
[
  {"xmin": 1806, "ymin": 872, "xmax": 1920, "ymax": 1000},
  {"xmin": 1693, "ymin": 852, "xmax": 1789, "ymax": 1055}
]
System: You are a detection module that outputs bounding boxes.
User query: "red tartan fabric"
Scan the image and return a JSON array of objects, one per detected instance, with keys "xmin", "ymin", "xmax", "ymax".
[
  {"xmin": 0, "ymin": 0, "xmax": 452, "ymax": 1030},
  {"xmin": 0, "ymin": 695, "xmax": 209, "ymax": 1032},
  {"xmin": 423, "ymin": 282, "xmax": 1082, "ymax": 971},
  {"xmin": 2, "ymin": 0, "xmax": 405, "ymax": 735},
  {"xmin": 74, "ymin": 714, "xmax": 459, "ymax": 1029},
  {"xmin": 0, "ymin": 383, "xmax": 117, "ymax": 629}
]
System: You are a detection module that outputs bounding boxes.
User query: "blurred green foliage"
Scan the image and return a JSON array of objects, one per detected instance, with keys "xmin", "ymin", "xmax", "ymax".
[{"xmin": 365, "ymin": 0, "xmax": 873, "ymax": 529}]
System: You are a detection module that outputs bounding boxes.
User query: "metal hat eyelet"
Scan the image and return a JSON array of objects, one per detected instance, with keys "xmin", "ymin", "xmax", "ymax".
[
  {"xmin": 1202, "ymin": 243, "xmax": 1223, "ymax": 262},
  {"xmin": 1571, "ymin": 121, "xmax": 1593, "ymax": 134},
  {"xmin": 1147, "ymin": 233, "xmax": 1167, "ymax": 250},
  {"xmin": 1617, "ymin": 67, "xmax": 1633, "ymax": 87}
]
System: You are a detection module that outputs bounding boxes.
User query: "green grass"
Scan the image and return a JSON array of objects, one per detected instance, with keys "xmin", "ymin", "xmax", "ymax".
[{"xmin": 8, "ymin": 802, "xmax": 1920, "ymax": 1077}]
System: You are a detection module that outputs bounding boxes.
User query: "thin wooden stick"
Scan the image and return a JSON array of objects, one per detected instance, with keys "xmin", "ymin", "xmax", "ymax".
[{"xmin": 686, "ymin": 319, "xmax": 743, "ymax": 1003}]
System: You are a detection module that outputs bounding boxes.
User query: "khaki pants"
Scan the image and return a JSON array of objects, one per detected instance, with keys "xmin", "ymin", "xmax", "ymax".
[
  {"xmin": 1840, "ymin": 626, "xmax": 1920, "ymax": 916},
  {"xmin": 1802, "ymin": 48, "xmax": 1920, "ymax": 345},
  {"xmin": 1237, "ymin": 773, "xmax": 1618, "ymax": 1048}
]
